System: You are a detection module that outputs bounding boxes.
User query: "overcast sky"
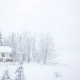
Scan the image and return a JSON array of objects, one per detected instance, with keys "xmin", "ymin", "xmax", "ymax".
[{"xmin": 0, "ymin": 0, "xmax": 80, "ymax": 50}]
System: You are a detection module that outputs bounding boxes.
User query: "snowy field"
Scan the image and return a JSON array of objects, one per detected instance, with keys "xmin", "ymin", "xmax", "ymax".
[{"xmin": 0, "ymin": 50, "xmax": 80, "ymax": 80}]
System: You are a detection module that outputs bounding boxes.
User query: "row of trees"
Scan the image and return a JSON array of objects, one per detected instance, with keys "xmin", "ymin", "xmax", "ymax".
[{"xmin": 0, "ymin": 31, "xmax": 57, "ymax": 64}]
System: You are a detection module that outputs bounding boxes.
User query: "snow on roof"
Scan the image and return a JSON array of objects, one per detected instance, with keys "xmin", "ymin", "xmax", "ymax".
[{"xmin": 0, "ymin": 46, "xmax": 12, "ymax": 53}]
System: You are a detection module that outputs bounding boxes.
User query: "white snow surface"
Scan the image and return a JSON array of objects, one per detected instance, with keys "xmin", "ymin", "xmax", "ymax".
[
  {"xmin": 0, "ymin": 50, "xmax": 80, "ymax": 80},
  {"xmin": 0, "ymin": 46, "xmax": 12, "ymax": 53}
]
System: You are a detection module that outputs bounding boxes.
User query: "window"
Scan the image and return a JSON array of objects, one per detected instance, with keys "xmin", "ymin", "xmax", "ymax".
[
  {"xmin": 2, "ymin": 53, "xmax": 5, "ymax": 57},
  {"xmin": 10, "ymin": 54, "xmax": 12, "ymax": 57}
]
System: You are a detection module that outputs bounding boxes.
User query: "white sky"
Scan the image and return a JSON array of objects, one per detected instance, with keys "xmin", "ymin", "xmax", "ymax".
[{"xmin": 0, "ymin": 0, "xmax": 80, "ymax": 50}]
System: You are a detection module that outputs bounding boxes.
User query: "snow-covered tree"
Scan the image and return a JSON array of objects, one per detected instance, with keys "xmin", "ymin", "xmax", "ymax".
[
  {"xmin": 1, "ymin": 31, "xmax": 57, "ymax": 64},
  {"xmin": 3, "ymin": 38, "xmax": 8, "ymax": 46},
  {"xmin": 1, "ymin": 70, "xmax": 11, "ymax": 80},
  {"xmin": 38, "ymin": 33, "xmax": 56, "ymax": 64},
  {"xmin": 21, "ymin": 32, "xmax": 28, "ymax": 62},
  {"xmin": 30, "ymin": 34, "xmax": 37, "ymax": 62},
  {"xmin": 11, "ymin": 32, "xmax": 17, "ymax": 60},
  {"xmin": 15, "ymin": 34, "xmax": 23, "ymax": 62},
  {"xmin": 0, "ymin": 31, "xmax": 3, "ymax": 46},
  {"xmin": 22, "ymin": 32, "xmax": 32, "ymax": 63},
  {"xmin": 26, "ymin": 33, "xmax": 31, "ymax": 63},
  {"xmin": 3, "ymin": 35, "xmax": 12, "ymax": 47},
  {"xmin": 15, "ymin": 62, "xmax": 26, "ymax": 80}
]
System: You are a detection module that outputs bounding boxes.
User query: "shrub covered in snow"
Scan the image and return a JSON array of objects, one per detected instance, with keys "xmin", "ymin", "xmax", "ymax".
[{"xmin": 53, "ymin": 72, "xmax": 61, "ymax": 78}]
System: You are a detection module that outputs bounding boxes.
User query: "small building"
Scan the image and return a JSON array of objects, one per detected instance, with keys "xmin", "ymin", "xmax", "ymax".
[{"xmin": 0, "ymin": 46, "xmax": 14, "ymax": 62}]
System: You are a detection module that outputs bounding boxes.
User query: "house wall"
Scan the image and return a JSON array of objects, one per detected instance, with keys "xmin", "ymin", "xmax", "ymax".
[
  {"xmin": 5, "ymin": 53, "xmax": 11, "ymax": 58},
  {"xmin": 0, "ymin": 52, "xmax": 11, "ymax": 58},
  {"xmin": 0, "ymin": 52, "xmax": 14, "ymax": 62}
]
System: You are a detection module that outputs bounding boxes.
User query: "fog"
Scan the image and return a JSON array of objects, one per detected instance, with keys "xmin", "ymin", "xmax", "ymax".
[{"xmin": 0, "ymin": 0, "xmax": 80, "ymax": 50}]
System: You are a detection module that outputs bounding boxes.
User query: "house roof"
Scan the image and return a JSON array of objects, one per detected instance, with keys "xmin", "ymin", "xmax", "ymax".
[{"xmin": 0, "ymin": 46, "xmax": 12, "ymax": 53}]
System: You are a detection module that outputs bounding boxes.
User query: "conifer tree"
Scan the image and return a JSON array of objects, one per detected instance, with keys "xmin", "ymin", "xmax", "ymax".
[
  {"xmin": 15, "ymin": 62, "xmax": 26, "ymax": 80},
  {"xmin": 1, "ymin": 70, "xmax": 11, "ymax": 80}
]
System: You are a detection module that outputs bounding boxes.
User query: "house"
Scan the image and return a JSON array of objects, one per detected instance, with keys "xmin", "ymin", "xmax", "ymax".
[{"xmin": 0, "ymin": 46, "xmax": 14, "ymax": 62}]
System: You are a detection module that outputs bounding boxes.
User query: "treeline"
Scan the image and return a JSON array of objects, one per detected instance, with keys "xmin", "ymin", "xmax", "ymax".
[{"xmin": 0, "ymin": 31, "xmax": 57, "ymax": 64}]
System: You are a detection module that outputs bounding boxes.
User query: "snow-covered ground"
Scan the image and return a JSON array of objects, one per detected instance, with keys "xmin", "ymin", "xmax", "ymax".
[{"xmin": 0, "ymin": 50, "xmax": 80, "ymax": 80}]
